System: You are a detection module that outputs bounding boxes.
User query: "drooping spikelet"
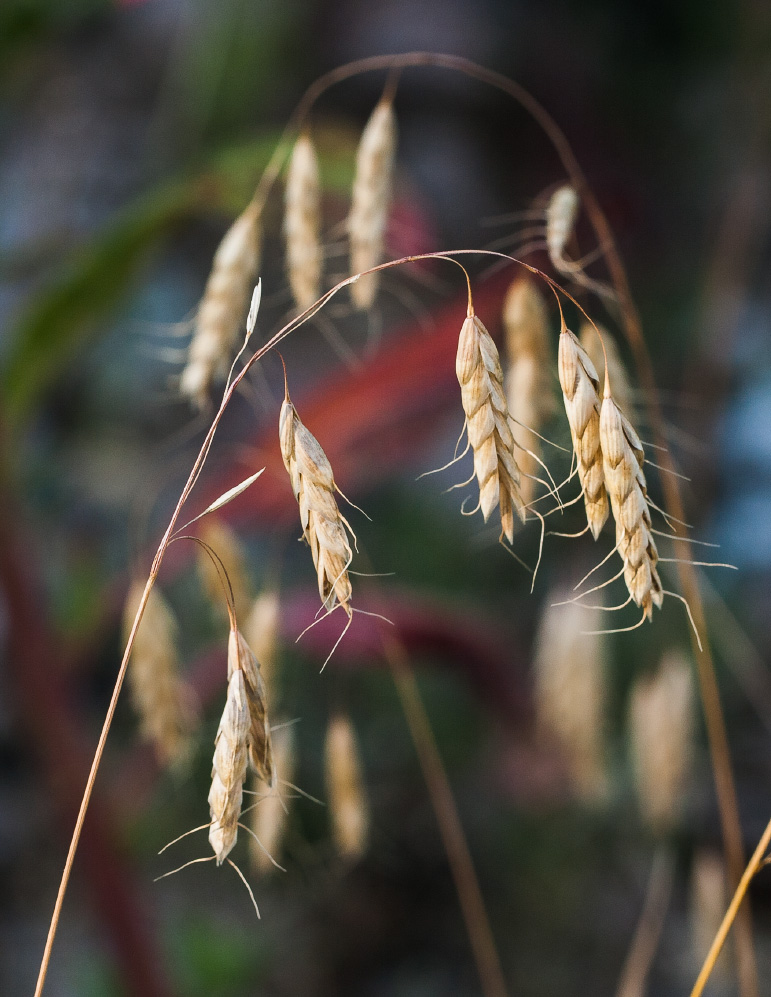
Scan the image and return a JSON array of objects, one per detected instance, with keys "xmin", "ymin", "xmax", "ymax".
[
  {"xmin": 456, "ymin": 306, "xmax": 525, "ymax": 542},
  {"xmin": 243, "ymin": 588, "xmax": 281, "ymax": 700},
  {"xmin": 249, "ymin": 725, "xmax": 296, "ymax": 875},
  {"xmin": 279, "ymin": 391, "xmax": 353, "ymax": 617},
  {"xmin": 347, "ymin": 97, "xmax": 397, "ymax": 310},
  {"xmin": 557, "ymin": 326, "xmax": 608, "ymax": 538},
  {"xmin": 533, "ymin": 592, "xmax": 608, "ymax": 801},
  {"xmin": 600, "ymin": 389, "xmax": 663, "ymax": 618},
  {"xmin": 325, "ymin": 713, "xmax": 369, "ymax": 861},
  {"xmin": 628, "ymin": 651, "xmax": 693, "ymax": 835},
  {"xmin": 227, "ymin": 625, "xmax": 274, "ymax": 787},
  {"xmin": 579, "ymin": 321, "xmax": 634, "ymax": 417},
  {"xmin": 546, "ymin": 184, "xmax": 579, "ymax": 274},
  {"xmin": 208, "ymin": 667, "xmax": 250, "ymax": 863},
  {"xmin": 284, "ymin": 131, "xmax": 322, "ymax": 311},
  {"xmin": 124, "ymin": 581, "xmax": 197, "ymax": 767},
  {"xmin": 502, "ymin": 277, "xmax": 556, "ymax": 507},
  {"xmin": 197, "ymin": 517, "xmax": 252, "ymax": 624},
  {"xmin": 181, "ymin": 203, "xmax": 261, "ymax": 409}
]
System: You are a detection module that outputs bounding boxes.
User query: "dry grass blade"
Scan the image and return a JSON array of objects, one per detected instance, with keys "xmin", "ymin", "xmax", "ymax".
[
  {"xmin": 325, "ymin": 712, "xmax": 370, "ymax": 861},
  {"xmin": 557, "ymin": 326, "xmax": 608, "ymax": 538},
  {"xmin": 284, "ymin": 131, "xmax": 322, "ymax": 310},
  {"xmin": 456, "ymin": 306, "xmax": 524, "ymax": 542},
  {"xmin": 181, "ymin": 203, "xmax": 262, "ymax": 409},
  {"xmin": 208, "ymin": 668, "xmax": 250, "ymax": 864},
  {"xmin": 348, "ymin": 96, "xmax": 397, "ymax": 310},
  {"xmin": 123, "ymin": 580, "xmax": 197, "ymax": 767},
  {"xmin": 228, "ymin": 625, "xmax": 275, "ymax": 787}
]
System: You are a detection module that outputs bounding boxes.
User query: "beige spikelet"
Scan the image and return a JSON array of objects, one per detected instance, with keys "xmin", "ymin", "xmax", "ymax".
[
  {"xmin": 533, "ymin": 592, "xmax": 608, "ymax": 801},
  {"xmin": 690, "ymin": 848, "xmax": 731, "ymax": 979},
  {"xmin": 284, "ymin": 131, "xmax": 322, "ymax": 311},
  {"xmin": 628, "ymin": 651, "xmax": 693, "ymax": 835},
  {"xmin": 180, "ymin": 203, "xmax": 261, "ymax": 409},
  {"xmin": 124, "ymin": 581, "xmax": 197, "ymax": 767},
  {"xmin": 325, "ymin": 713, "xmax": 369, "ymax": 861},
  {"xmin": 600, "ymin": 389, "xmax": 663, "ymax": 617},
  {"xmin": 579, "ymin": 321, "xmax": 634, "ymax": 417},
  {"xmin": 502, "ymin": 278, "xmax": 556, "ymax": 507},
  {"xmin": 348, "ymin": 97, "xmax": 397, "ymax": 310},
  {"xmin": 279, "ymin": 390, "xmax": 353, "ymax": 617},
  {"xmin": 557, "ymin": 326, "xmax": 609, "ymax": 538},
  {"xmin": 208, "ymin": 667, "xmax": 250, "ymax": 863},
  {"xmin": 243, "ymin": 588, "xmax": 281, "ymax": 699},
  {"xmin": 546, "ymin": 184, "xmax": 579, "ymax": 274},
  {"xmin": 249, "ymin": 725, "xmax": 296, "ymax": 875},
  {"xmin": 227, "ymin": 625, "xmax": 275, "ymax": 787},
  {"xmin": 197, "ymin": 518, "xmax": 252, "ymax": 623},
  {"xmin": 456, "ymin": 306, "xmax": 525, "ymax": 542}
]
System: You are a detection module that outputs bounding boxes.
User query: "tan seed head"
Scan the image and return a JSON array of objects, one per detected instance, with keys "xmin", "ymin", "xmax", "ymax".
[
  {"xmin": 325, "ymin": 713, "xmax": 369, "ymax": 861},
  {"xmin": 243, "ymin": 588, "xmax": 281, "ymax": 701},
  {"xmin": 579, "ymin": 321, "xmax": 634, "ymax": 417},
  {"xmin": 249, "ymin": 725, "xmax": 296, "ymax": 875},
  {"xmin": 228, "ymin": 625, "xmax": 275, "ymax": 787},
  {"xmin": 208, "ymin": 667, "xmax": 250, "ymax": 864},
  {"xmin": 284, "ymin": 132, "xmax": 322, "ymax": 311},
  {"xmin": 546, "ymin": 184, "xmax": 579, "ymax": 274}
]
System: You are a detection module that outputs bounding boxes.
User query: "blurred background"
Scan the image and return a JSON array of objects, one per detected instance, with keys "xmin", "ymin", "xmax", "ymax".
[{"xmin": 2, "ymin": 0, "xmax": 771, "ymax": 995}]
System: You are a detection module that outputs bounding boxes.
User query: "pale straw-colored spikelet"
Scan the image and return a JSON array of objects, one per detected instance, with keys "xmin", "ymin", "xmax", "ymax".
[
  {"xmin": 124, "ymin": 581, "xmax": 197, "ymax": 767},
  {"xmin": 502, "ymin": 277, "xmax": 556, "ymax": 508},
  {"xmin": 628, "ymin": 651, "xmax": 693, "ymax": 835},
  {"xmin": 325, "ymin": 713, "xmax": 369, "ymax": 861},
  {"xmin": 208, "ymin": 667, "xmax": 250, "ymax": 863},
  {"xmin": 279, "ymin": 390, "xmax": 353, "ymax": 617},
  {"xmin": 249, "ymin": 725, "xmax": 296, "ymax": 875},
  {"xmin": 348, "ymin": 97, "xmax": 397, "ymax": 310},
  {"xmin": 284, "ymin": 131, "xmax": 322, "ymax": 311},
  {"xmin": 228, "ymin": 624, "xmax": 275, "ymax": 787},
  {"xmin": 180, "ymin": 202, "xmax": 262, "ymax": 409},
  {"xmin": 690, "ymin": 848, "xmax": 731, "ymax": 979},
  {"xmin": 197, "ymin": 517, "xmax": 252, "ymax": 624},
  {"xmin": 546, "ymin": 184, "xmax": 579, "ymax": 274},
  {"xmin": 533, "ymin": 593, "xmax": 608, "ymax": 801},
  {"xmin": 557, "ymin": 326, "xmax": 609, "ymax": 539},
  {"xmin": 243, "ymin": 588, "xmax": 281, "ymax": 699},
  {"xmin": 579, "ymin": 321, "xmax": 634, "ymax": 417},
  {"xmin": 456, "ymin": 306, "xmax": 525, "ymax": 542},
  {"xmin": 600, "ymin": 388, "xmax": 663, "ymax": 618}
]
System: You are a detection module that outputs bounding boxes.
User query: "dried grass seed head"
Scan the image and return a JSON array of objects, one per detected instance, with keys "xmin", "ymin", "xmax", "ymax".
[
  {"xmin": 456, "ymin": 308, "xmax": 524, "ymax": 542},
  {"xmin": 198, "ymin": 517, "xmax": 252, "ymax": 624},
  {"xmin": 533, "ymin": 593, "xmax": 608, "ymax": 801},
  {"xmin": 579, "ymin": 321, "xmax": 634, "ymax": 417},
  {"xmin": 181, "ymin": 203, "xmax": 262, "ymax": 409},
  {"xmin": 546, "ymin": 184, "xmax": 579, "ymax": 273},
  {"xmin": 124, "ymin": 581, "xmax": 197, "ymax": 767},
  {"xmin": 279, "ymin": 393, "xmax": 353, "ymax": 617},
  {"xmin": 249, "ymin": 725, "xmax": 296, "ymax": 875},
  {"xmin": 628, "ymin": 651, "xmax": 694, "ymax": 835},
  {"xmin": 600, "ymin": 391, "xmax": 663, "ymax": 617},
  {"xmin": 502, "ymin": 277, "xmax": 556, "ymax": 507},
  {"xmin": 557, "ymin": 327, "xmax": 609, "ymax": 539},
  {"xmin": 325, "ymin": 713, "xmax": 370, "ymax": 861},
  {"xmin": 348, "ymin": 97, "xmax": 397, "ymax": 310},
  {"xmin": 243, "ymin": 588, "xmax": 281, "ymax": 700},
  {"xmin": 228, "ymin": 625, "xmax": 275, "ymax": 787},
  {"xmin": 284, "ymin": 131, "xmax": 322, "ymax": 311},
  {"xmin": 208, "ymin": 667, "xmax": 250, "ymax": 864}
]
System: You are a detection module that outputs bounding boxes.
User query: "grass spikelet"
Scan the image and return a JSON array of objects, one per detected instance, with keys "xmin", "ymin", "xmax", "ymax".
[
  {"xmin": 243, "ymin": 588, "xmax": 281, "ymax": 699},
  {"xmin": 284, "ymin": 131, "xmax": 322, "ymax": 311},
  {"xmin": 557, "ymin": 325, "xmax": 608, "ymax": 538},
  {"xmin": 279, "ymin": 387, "xmax": 353, "ymax": 617},
  {"xmin": 348, "ymin": 96, "xmax": 397, "ymax": 310},
  {"xmin": 456, "ymin": 305, "xmax": 525, "ymax": 542},
  {"xmin": 533, "ymin": 592, "xmax": 608, "ymax": 801},
  {"xmin": 180, "ymin": 203, "xmax": 262, "ymax": 409},
  {"xmin": 579, "ymin": 320, "xmax": 634, "ymax": 416},
  {"xmin": 249, "ymin": 725, "xmax": 296, "ymax": 875},
  {"xmin": 502, "ymin": 277, "xmax": 556, "ymax": 507},
  {"xmin": 208, "ymin": 668, "xmax": 250, "ymax": 864},
  {"xmin": 228, "ymin": 625, "xmax": 275, "ymax": 787},
  {"xmin": 324, "ymin": 712, "xmax": 370, "ymax": 861},
  {"xmin": 600, "ymin": 389, "xmax": 663, "ymax": 617},
  {"xmin": 123, "ymin": 581, "xmax": 197, "ymax": 767},
  {"xmin": 628, "ymin": 651, "xmax": 694, "ymax": 835},
  {"xmin": 197, "ymin": 518, "xmax": 252, "ymax": 623},
  {"xmin": 546, "ymin": 184, "xmax": 579, "ymax": 274}
]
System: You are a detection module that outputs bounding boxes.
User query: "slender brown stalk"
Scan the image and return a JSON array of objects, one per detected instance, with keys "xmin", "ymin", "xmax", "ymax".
[{"xmin": 383, "ymin": 634, "xmax": 509, "ymax": 997}]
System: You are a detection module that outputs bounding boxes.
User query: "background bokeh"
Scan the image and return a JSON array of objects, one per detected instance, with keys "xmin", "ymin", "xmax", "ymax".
[{"xmin": 2, "ymin": 1, "xmax": 771, "ymax": 995}]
